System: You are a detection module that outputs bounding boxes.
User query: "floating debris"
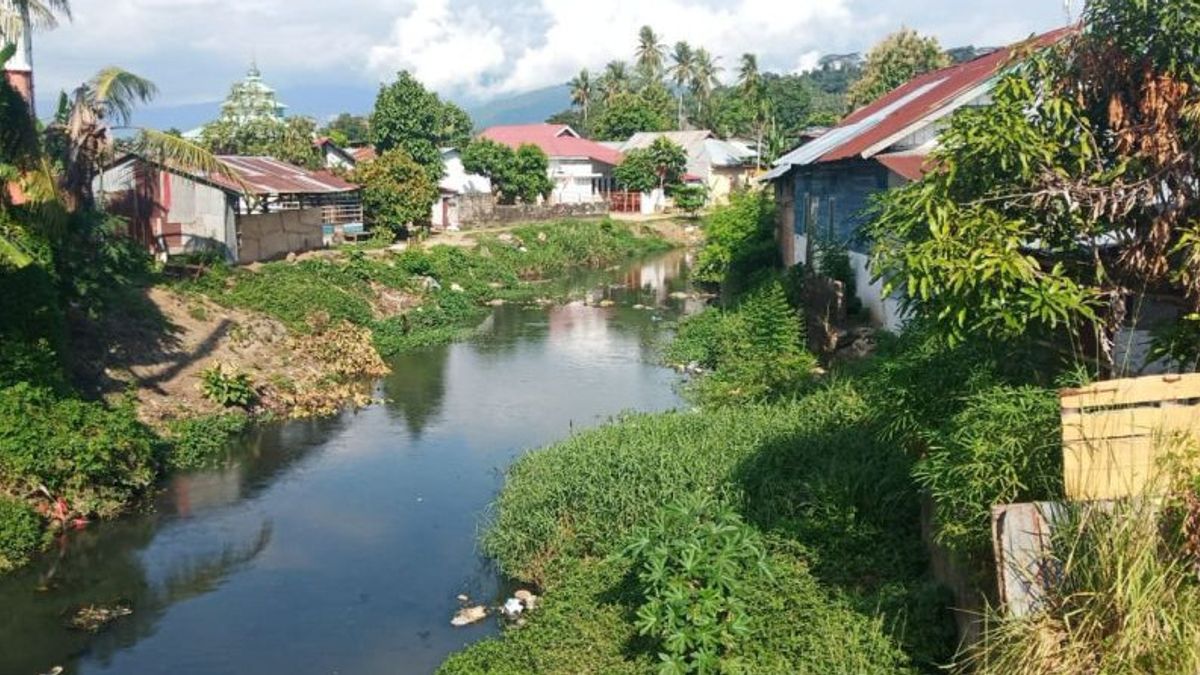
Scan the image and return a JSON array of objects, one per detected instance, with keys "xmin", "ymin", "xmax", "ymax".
[
  {"xmin": 68, "ymin": 604, "xmax": 132, "ymax": 633},
  {"xmin": 502, "ymin": 598, "xmax": 524, "ymax": 618},
  {"xmin": 514, "ymin": 589, "xmax": 538, "ymax": 611},
  {"xmin": 451, "ymin": 605, "xmax": 488, "ymax": 627},
  {"xmin": 456, "ymin": 594, "xmax": 469, "ymax": 603}
]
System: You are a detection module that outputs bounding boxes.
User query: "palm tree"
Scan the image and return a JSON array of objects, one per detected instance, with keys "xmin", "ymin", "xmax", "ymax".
[
  {"xmin": 599, "ymin": 61, "xmax": 630, "ymax": 105},
  {"xmin": 668, "ymin": 41, "xmax": 695, "ymax": 129},
  {"xmin": 0, "ymin": 0, "xmax": 71, "ymax": 109},
  {"xmin": 568, "ymin": 69, "xmax": 592, "ymax": 131},
  {"xmin": 737, "ymin": 53, "xmax": 762, "ymax": 101},
  {"xmin": 634, "ymin": 25, "xmax": 665, "ymax": 85},
  {"xmin": 690, "ymin": 48, "xmax": 721, "ymax": 120},
  {"xmin": 51, "ymin": 67, "xmax": 242, "ymax": 210}
]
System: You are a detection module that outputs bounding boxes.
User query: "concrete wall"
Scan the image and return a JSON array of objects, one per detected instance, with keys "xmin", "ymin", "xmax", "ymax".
[
  {"xmin": 454, "ymin": 195, "xmax": 608, "ymax": 229},
  {"xmin": 237, "ymin": 207, "xmax": 325, "ymax": 263}
]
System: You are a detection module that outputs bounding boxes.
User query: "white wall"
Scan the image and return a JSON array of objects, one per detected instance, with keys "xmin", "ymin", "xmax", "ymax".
[
  {"xmin": 440, "ymin": 151, "xmax": 492, "ymax": 195},
  {"xmin": 549, "ymin": 158, "xmax": 602, "ymax": 204}
]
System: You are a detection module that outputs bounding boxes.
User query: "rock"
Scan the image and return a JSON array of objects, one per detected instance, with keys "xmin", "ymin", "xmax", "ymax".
[
  {"xmin": 598, "ymin": 299, "xmax": 616, "ymax": 308},
  {"xmin": 850, "ymin": 337, "xmax": 877, "ymax": 359},
  {"xmin": 286, "ymin": 252, "xmax": 297, "ymax": 263},
  {"xmin": 451, "ymin": 605, "xmax": 488, "ymax": 627},
  {"xmin": 669, "ymin": 292, "xmax": 690, "ymax": 300},
  {"xmin": 497, "ymin": 233, "xmax": 515, "ymax": 243},
  {"xmin": 518, "ymin": 246, "xmax": 529, "ymax": 253},
  {"xmin": 389, "ymin": 243, "xmax": 407, "ymax": 253},
  {"xmin": 632, "ymin": 304, "xmax": 647, "ymax": 310},
  {"xmin": 502, "ymin": 598, "xmax": 524, "ymax": 618},
  {"xmin": 420, "ymin": 276, "xmax": 441, "ymax": 291},
  {"xmin": 514, "ymin": 589, "xmax": 538, "ymax": 611},
  {"xmin": 68, "ymin": 604, "xmax": 132, "ymax": 633},
  {"xmin": 536, "ymin": 231, "xmax": 548, "ymax": 243},
  {"xmin": 450, "ymin": 282, "xmax": 465, "ymax": 293}
]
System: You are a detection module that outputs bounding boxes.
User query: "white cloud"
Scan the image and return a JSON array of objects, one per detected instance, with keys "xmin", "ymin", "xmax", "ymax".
[
  {"xmin": 367, "ymin": 0, "xmax": 507, "ymax": 94},
  {"xmin": 792, "ymin": 51, "xmax": 823, "ymax": 75}
]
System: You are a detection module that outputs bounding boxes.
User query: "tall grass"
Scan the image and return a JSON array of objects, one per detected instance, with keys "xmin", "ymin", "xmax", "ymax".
[{"xmin": 959, "ymin": 497, "xmax": 1200, "ymax": 674}]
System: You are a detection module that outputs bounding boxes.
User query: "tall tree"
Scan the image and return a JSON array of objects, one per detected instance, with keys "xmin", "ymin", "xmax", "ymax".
[
  {"xmin": 690, "ymin": 48, "xmax": 721, "ymax": 120},
  {"xmin": 634, "ymin": 26, "xmax": 666, "ymax": 85},
  {"xmin": 568, "ymin": 69, "xmax": 593, "ymax": 130},
  {"xmin": 736, "ymin": 53, "xmax": 763, "ymax": 101},
  {"xmin": 847, "ymin": 29, "xmax": 950, "ymax": 109},
  {"xmin": 321, "ymin": 113, "xmax": 370, "ymax": 147},
  {"xmin": 668, "ymin": 41, "xmax": 695, "ymax": 129},
  {"xmin": 599, "ymin": 61, "xmax": 631, "ymax": 106},
  {"xmin": 371, "ymin": 71, "xmax": 468, "ymax": 183},
  {"xmin": 592, "ymin": 91, "xmax": 669, "ymax": 141},
  {"xmin": 353, "ymin": 146, "xmax": 436, "ymax": 233},
  {"xmin": 0, "ymin": 0, "xmax": 71, "ymax": 109}
]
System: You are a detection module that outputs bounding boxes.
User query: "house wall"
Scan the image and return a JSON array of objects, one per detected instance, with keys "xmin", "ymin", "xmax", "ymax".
[
  {"xmin": 783, "ymin": 160, "xmax": 906, "ymax": 331},
  {"xmin": 97, "ymin": 161, "xmax": 238, "ymax": 260},
  {"xmin": 708, "ymin": 166, "xmax": 754, "ymax": 204},
  {"xmin": 549, "ymin": 158, "xmax": 609, "ymax": 204},
  {"xmin": 237, "ymin": 207, "xmax": 325, "ymax": 263}
]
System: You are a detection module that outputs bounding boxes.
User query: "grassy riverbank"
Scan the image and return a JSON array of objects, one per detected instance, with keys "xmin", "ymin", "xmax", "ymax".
[
  {"xmin": 440, "ymin": 193, "xmax": 1074, "ymax": 673},
  {"xmin": 0, "ymin": 218, "xmax": 671, "ymax": 575}
]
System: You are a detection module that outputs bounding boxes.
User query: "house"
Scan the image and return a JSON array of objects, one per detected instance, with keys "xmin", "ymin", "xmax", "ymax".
[
  {"xmin": 478, "ymin": 124, "xmax": 622, "ymax": 204},
  {"xmin": 316, "ymin": 137, "xmax": 359, "ymax": 172},
  {"xmin": 764, "ymin": 28, "xmax": 1070, "ymax": 331},
  {"xmin": 619, "ymin": 130, "xmax": 756, "ymax": 204},
  {"xmin": 431, "ymin": 147, "xmax": 492, "ymax": 230},
  {"xmin": 96, "ymin": 155, "xmax": 362, "ymax": 263}
]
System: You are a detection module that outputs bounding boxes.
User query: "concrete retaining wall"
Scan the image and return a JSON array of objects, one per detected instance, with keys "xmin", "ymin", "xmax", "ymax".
[
  {"xmin": 453, "ymin": 194, "xmax": 610, "ymax": 229},
  {"xmin": 238, "ymin": 208, "xmax": 325, "ymax": 263}
]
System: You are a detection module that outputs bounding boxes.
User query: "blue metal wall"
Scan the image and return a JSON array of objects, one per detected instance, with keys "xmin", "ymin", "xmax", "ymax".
[{"xmin": 792, "ymin": 160, "xmax": 889, "ymax": 254}]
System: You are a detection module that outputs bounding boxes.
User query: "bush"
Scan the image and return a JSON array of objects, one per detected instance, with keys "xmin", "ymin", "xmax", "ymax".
[
  {"xmin": 669, "ymin": 280, "xmax": 817, "ymax": 406},
  {"xmin": 0, "ymin": 496, "xmax": 41, "ymax": 572},
  {"xmin": 0, "ymin": 384, "xmax": 159, "ymax": 517},
  {"xmin": 623, "ymin": 496, "xmax": 766, "ymax": 673},
  {"xmin": 166, "ymin": 413, "xmax": 249, "ymax": 470},
  {"xmin": 694, "ymin": 191, "xmax": 776, "ymax": 291},
  {"xmin": 200, "ymin": 364, "xmax": 257, "ymax": 408},
  {"xmin": 914, "ymin": 385, "xmax": 1062, "ymax": 568}
]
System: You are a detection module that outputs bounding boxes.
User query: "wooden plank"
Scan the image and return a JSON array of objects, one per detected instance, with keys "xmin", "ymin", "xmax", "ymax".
[
  {"xmin": 1063, "ymin": 436, "xmax": 1166, "ymax": 500},
  {"xmin": 992, "ymin": 502, "xmax": 1067, "ymax": 617},
  {"xmin": 1061, "ymin": 405, "xmax": 1200, "ymax": 443},
  {"xmin": 1060, "ymin": 373, "xmax": 1200, "ymax": 410}
]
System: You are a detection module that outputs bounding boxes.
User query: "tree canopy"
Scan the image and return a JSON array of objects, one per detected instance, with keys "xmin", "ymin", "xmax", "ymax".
[
  {"xmin": 461, "ymin": 139, "xmax": 553, "ymax": 205},
  {"xmin": 201, "ymin": 116, "xmax": 322, "ymax": 170},
  {"xmin": 353, "ymin": 146, "xmax": 437, "ymax": 234},
  {"xmin": 868, "ymin": 0, "xmax": 1200, "ymax": 372},
  {"xmin": 613, "ymin": 137, "xmax": 687, "ymax": 193},
  {"xmin": 847, "ymin": 29, "xmax": 950, "ymax": 110},
  {"xmin": 371, "ymin": 71, "xmax": 473, "ymax": 183},
  {"xmin": 592, "ymin": 91, "xmax": 670, "ymax": 141}
]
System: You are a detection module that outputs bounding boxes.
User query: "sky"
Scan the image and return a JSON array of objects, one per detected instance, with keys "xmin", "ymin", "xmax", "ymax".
[{"xmin": 30, "ymin": 0, "xmax": 1074, "ymax": 110}]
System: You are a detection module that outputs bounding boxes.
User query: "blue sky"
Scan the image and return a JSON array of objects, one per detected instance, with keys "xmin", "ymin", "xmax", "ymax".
[{"xmin": 31, "ymin": 0, "xmax": 1074, "ymax": 109}]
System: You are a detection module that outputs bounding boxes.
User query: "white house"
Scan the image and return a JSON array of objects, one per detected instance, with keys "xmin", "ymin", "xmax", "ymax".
[
  {"xmin": 619, "ymin": 130, "xmax": 756, "ymax": 204},
  {"xmin": 431, "ymin": 148, "xmax": 492, "ymax": 229},
  {"xmin": 478, "ymin": 124, "xmax": 622, "ymax": 205}
]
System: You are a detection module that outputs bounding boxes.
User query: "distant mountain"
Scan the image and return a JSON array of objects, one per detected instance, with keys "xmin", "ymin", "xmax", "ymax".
[{"xmin": 466, "ymin": 84, "xmax": 571, "ymax": 130}]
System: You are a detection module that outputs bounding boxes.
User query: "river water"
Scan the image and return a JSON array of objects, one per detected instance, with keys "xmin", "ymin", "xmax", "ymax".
[{"xmin": 0, "ymin": 250, "xmax": 698, "ymax": 675}]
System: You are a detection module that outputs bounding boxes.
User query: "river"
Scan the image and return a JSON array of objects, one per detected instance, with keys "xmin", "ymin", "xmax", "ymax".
[{"xmin": 0, "ymin": 250, "xmax": 699, "ymax": 675}]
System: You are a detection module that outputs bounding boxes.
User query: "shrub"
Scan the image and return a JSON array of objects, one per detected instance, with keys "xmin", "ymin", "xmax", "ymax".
[
  {"xmin": 200, "ymin": 364, "xmax": 257, "ymax": 408},
  {"xmin": 694, "ymin": 191, "xmax": 776, "ymax": 290},
  {"xmin": 0, "ymin": 496, "xmax": 41, "ymax": 572},
  {"xmin": 166, "ymin": 413, "xmax": 249, "ymax": 470},
  {"xmin": 672, "ymin": 184, "xmax": 708, "ymax": 218},
  {"xmin": 913, "ymin": 385, "xmax": 1062, "ymax": 568},
  {"xmin": 623, "ymin": 496, "xmax": 766, "ymax": 673},
  {"xmin": 0, "ymin": 384, "xmax": 158, "ymax": 517}
]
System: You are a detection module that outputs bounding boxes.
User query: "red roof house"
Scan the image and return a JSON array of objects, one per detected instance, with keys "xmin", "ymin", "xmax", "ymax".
[
  {"xmin": 478, "ymin": 124, "xmax": 623, "ymax": 204},
  {"xmin": 766, "ymin": 27, "xmax": 1072, "ymax": 330}
]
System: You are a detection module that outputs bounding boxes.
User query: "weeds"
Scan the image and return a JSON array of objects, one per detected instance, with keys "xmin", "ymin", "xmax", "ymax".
[
  {"xmin": 165, "ymin": 413, "xmax": 249, "ymax": 470},
  {"xmin": 200, "ymin": 363, "xmax": 257, "ymax": 408},
  {"xmin": 0, "ymin": 496, "xmax": 41, "ymax": 572}
]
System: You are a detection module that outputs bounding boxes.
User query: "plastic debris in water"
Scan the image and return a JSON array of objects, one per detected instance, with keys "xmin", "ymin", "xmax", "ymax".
[
  {"xmin": 451, "ymin": 605, "xmax": 487, "ymax": 627},
  {"xmin": 502, "ymin": 598, "xmax": 524, "ymax": 617}
]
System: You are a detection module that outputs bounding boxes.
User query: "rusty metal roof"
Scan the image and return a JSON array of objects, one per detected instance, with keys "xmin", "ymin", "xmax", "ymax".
[
  {"xmin": 210, "ymin": 156, "xmax": 358, "ymax": 195},
  {"xmin": 765, "ymin": 27, "xmax": 1073, "ymax": 181}
]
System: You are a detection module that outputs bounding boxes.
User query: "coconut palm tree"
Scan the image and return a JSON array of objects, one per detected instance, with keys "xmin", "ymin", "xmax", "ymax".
[
  {"xmin": 0, "ymin": 0, "xmax": 71, "ymax": 109},
  {"xmin": 634, "ymin": 25, "xmax": 665, "ymax": 85},
  {"xmin": 668, "ymin": 41, "xmax": 695, "ymax": 129},
  {"xmin": 50, "ymin": 67, "xmax": 242, "ymax": 211},
  {"xmin": 568, "ymin": 68, "xmax": 592, "ymax": 131},
  {"xmin": 690, "ymin": 48, "xmax": 721, "ymax": 121},
  {"xmin": 599, "ymin": 61, "xmax": 630, "ymax": 106},
  {"xmin": 737, "ymin": 53, "xmax": 762, "ymax": 101}
]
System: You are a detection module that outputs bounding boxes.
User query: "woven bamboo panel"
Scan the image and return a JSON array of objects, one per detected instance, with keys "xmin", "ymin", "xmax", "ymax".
[{"xmin": 1060, "ymin": 374, "xmax": 1200, "ymax": 500}]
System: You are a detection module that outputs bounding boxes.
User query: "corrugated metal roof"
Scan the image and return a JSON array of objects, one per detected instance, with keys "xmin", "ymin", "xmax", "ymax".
[
  {"xmin": 767, "ymin": 27, "xmax": 1072, "ymax": 180},
  {"xmin": 480, "ymin": 124, "xmax": 624, "ymax": 166},
  {"xmin": 876, "ymin": 151, "xmax": 933, "ymax": 181},
  {"xmin": 209, "ymin": 156, "xmax": 358, "ymax": 195}
]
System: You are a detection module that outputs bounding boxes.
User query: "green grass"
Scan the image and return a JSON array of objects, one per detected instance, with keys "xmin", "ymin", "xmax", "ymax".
[
  {"xmin": 164, "ymin": 413, "xmax": 250, "ymax": 470},
  {"xmin": 440, "ymin": 382, "xmax": 957, "ymax": 674},
  {"xmin": 175, "ymin": 219, "xmax": 673, "ymax": 357},
  {"xmin": 0, "ymin": 496, "xmax": 42, "ymax": 572}
]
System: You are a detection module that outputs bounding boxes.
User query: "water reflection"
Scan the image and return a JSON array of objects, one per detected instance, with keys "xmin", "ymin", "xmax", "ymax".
[{"xmin": 0, "ymin": 249, "xmax": 694, "ymax": 675}]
